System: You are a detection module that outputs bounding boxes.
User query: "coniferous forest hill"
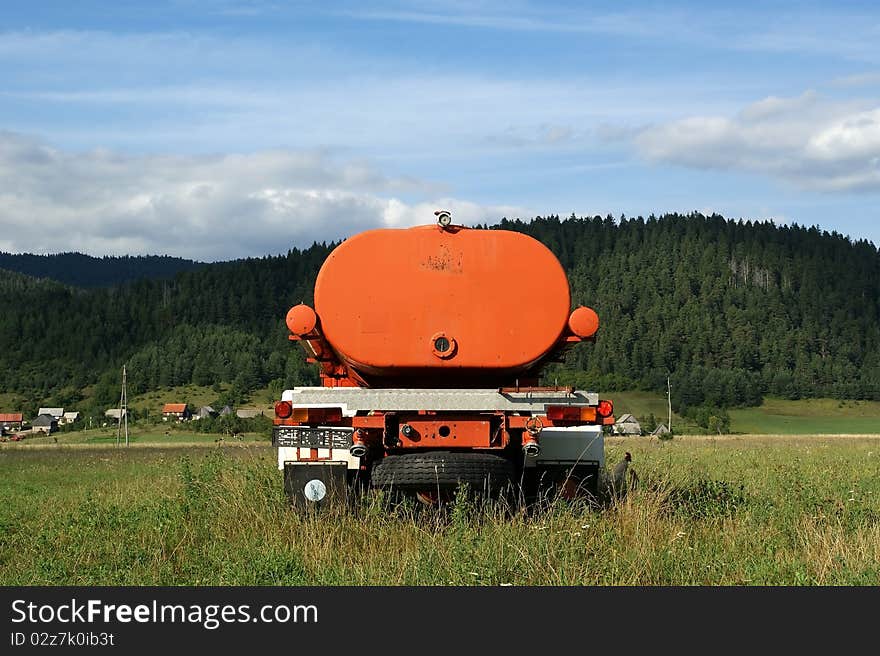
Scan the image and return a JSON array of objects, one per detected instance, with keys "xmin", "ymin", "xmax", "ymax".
[
  {"xmin": 1, "ymin": 213, "xmax": 878, "ymax": 421},
  {"xmin": 0, "ymin": 252, "xmax": 204, "ymax": 288}
]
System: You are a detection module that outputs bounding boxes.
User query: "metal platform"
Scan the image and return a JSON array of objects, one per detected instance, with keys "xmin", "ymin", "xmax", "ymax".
[{"xmin": 280, "ymin": 387, "xmax": 599, "ymax": 415}]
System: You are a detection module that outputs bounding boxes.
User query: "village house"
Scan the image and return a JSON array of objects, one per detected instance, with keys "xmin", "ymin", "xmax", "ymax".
[
  {"xmin": 235, "ymin": 408, "xmax": 263, "ymax": 419},
  {"xmin": 32, "ymin": 413, "xmax": 58, "ymax": 434},
  {"xmin": 60, "ymin": 411, "xmax": 79, "ymax": 425},
  {"xmin": 38, "ymin": 407, "xmax": 64, "ymax": 420},
  {"xmin": 103, "ymin": 408, "xmax": 125, "ymax": 427},
  {"xmin": 0, "ymin": 412, "xmax": 24, "ymax": 431},
  {"xmin": 651, "ymin": 423, "xmax": 671, "ymax": 437},
  {"xmin": 162, "ymin": 403, "xmax": 191, "ymax": 421},
  {"xmin": 612, "ymin": 413, "xmax": 642, "ymax": 436},
  {"xmin": 194, "ymin": 406, "xmax": 216, "ymax": 420}
]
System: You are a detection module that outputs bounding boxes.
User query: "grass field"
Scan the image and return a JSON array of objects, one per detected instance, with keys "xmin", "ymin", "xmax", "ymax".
[
  {"xmin": 0, "ymin": 391, "xmax": 28, "ymax": 410},
  {"xmin": 728, "ymin": 398, "xmax": 880, "ymax": 434},
  {"xmin": 610, "ymin": 392, "xmax": 880, "ymax": 435},
  {"xmin": 1, "ymin": 436, "xmax": 878, "ymax": 585},
  {"xmin": 128, "ymin": 383, "xmax": 277, "ymax": 415},
  {"xmin": 1, "ymin": 425, "xmax": 269, "ymax": 447}
]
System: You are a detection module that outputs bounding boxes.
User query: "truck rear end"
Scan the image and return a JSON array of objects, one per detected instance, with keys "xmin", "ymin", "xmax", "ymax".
[{"xmin": 273, "ymin": 212, "xmax": 614, "ymax": 508}]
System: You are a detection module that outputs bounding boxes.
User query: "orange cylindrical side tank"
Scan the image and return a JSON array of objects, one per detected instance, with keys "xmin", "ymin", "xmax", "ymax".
[
  {"xmin": 568, "ymin": 306, "xmax": 600, "ymax": 339},
  {"xmin": 313, "ymin": 225, "xmax": 572, "ymax": 382},
  {"xmin": 286, "ymin": 304, "xmax": 318, "ymax": 336}
]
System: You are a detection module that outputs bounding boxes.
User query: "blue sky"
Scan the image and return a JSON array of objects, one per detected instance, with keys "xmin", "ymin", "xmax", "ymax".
[{"xmin": 1, "ymin": 0, "xmax": 878, "ymax": 259}]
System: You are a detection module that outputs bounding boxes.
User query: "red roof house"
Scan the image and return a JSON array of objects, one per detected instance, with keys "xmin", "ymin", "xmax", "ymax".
[
  {"xmin": 161, "ymin": 403, "xmax": 191, "ymax": 421},
  {"xmin": 0, "ymin": 413, "xmax": 24, "ymax": 430}
]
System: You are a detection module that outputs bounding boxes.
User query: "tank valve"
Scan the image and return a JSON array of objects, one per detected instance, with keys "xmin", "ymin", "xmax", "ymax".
[
  {"xmin": 350, "ymin": 430, "xmax": 368, "ymax": 458},
  {"xmin": 523, "ymin": 416, "xmax": 542, "ymax": 456},
  {"xmin": 401, "ymin": 423, "xmax": 414, "ymax": 438},
  {"xmin": 434, "ymin": 209, "xmax": 452, "ymax": 228},
  {"xmin": 523, "ymin": 438, "xmax": 541, "ymax": 457}
]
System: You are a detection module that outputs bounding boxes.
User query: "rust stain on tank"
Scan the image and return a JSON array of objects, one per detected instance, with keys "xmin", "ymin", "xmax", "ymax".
[{"xmin": 421, "ymin": 244, "xmax": 463, "ymax": 273}]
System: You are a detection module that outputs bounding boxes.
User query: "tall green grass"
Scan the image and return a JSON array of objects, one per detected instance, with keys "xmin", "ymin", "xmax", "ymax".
[
  {"xmin": 1, "ymin": 437, "xmax": 878, "ymax": 585},
  {"xmin": 728, "ymin": 398, "xmax": 880, "ymax": 434}
]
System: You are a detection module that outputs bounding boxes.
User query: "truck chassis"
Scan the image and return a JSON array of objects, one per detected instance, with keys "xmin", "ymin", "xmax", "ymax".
[{"xmin": 273, "ymin": 386, "xmax": 610, "ymax": 508}]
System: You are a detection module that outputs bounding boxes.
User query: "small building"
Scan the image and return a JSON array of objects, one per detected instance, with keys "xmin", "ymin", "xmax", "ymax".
[
  {"xmin": 218, "ymin": 405, "xmax": 233, "ymax": 417},
  {"xmin": 194, "ymin": 406, "xmax": 216, "ymax": 420},
  {"xmin": 0, "ymin": 412, "xmax": 24, "ymax": 431},
  {"xmin": 235, "ymin": 408, "xmax": 262, "ymax": 419},
  {"xmin": 38, "ymin": 407, "xmax": 64, "ymax": 420},
  {"xmin": 60, "ymin": 411, "xmax": 80, "ymax": 425},
  {"xmin": 162, "ymin": 403, "xmax": 191, "ymax": 421},
  {"xmin": 32, "ymin": 413, "xmax": 58, "ymax": 434},
  {"xmin": 612, "ymin": 413, "xmax": 642, "ymax": 436},
  {"xmin": 105, "ymin": 408, "xmax": 126, "ymax": 420},
  {"xmin": 651, "ymin": 423, "xmax": 671, "ymax": 437}
]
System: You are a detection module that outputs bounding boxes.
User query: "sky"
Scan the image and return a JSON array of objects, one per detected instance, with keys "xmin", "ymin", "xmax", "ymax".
[{"xmin": 1, "ymin": 0, "xmax": 879, "ymax": 260}]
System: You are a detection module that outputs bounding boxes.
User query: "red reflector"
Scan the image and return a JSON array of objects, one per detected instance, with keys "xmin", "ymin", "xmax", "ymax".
[
  {"xmin": 310, "ymin": 407, "xmax": 343, "ymax": 424},
  {"xmin": 275, "ymin": 401, "xmax": 292, "ymax": 419},
  {"xmin": 290, "ymin": 407, "xmax": 344, "ymax": 424},
  {"xmin": 597, "ymin": 400, "xmax": 614, "ymax": 418},
  {"xmin": 546, "ymin": 405, "xmax": 581, "ymax": 421}
]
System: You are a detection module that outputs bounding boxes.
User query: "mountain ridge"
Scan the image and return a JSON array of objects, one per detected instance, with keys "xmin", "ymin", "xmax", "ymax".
[{"xmin": 0, "ymin": 252, "xmax": 205, "ymax": 288}]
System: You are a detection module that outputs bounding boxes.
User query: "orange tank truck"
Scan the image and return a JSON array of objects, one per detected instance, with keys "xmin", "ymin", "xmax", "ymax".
[{"xmin": 273, "ymin": 211, "xmax": 614, "ymax": 508}]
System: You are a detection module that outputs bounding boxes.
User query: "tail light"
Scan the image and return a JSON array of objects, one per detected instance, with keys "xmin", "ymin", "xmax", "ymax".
[
  {"xmin": 289, "ymin": 407, "xmax": 344, "ymax": 424},
  {"xmin": 274, "ymin": 401, "xmax": 293, "ymax": 419},
  {"xmin": 597, "ymin": 400, "xmax": 614, "ymax": 418},
  {"xmin": 545, "ymin": 405, "xmax": 598, "ymax": 422}
]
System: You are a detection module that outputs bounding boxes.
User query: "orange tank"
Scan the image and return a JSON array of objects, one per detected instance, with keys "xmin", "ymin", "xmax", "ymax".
[{"xmin": 288, "ymin": 223, "xmax": 598, "ymax": 387}]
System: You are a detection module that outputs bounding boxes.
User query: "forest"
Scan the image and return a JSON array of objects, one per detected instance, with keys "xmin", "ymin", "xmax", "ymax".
[
  {"xmin": 1, "ymin": 213, "xmax": 877, "ymax": 420},
  {"xmin": 0, "ymin": 252, "xmax": 203, "ymax": 288}
]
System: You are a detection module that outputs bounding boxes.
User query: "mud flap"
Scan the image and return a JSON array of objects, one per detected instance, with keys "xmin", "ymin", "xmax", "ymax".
[
  {"xmin": 284, "ymin": 462, "xmax": 348, "ymax": 510},
  {"xmin": 533, "ymin": 462, "xmax": 601, "ymax": 501}
]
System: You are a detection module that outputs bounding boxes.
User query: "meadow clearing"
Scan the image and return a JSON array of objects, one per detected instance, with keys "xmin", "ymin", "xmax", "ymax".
[{"xmin": 1, "ymin": 434, "xmax": 878, "ymax": 586}]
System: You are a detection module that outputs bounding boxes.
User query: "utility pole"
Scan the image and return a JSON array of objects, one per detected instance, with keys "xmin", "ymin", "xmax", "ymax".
[
  {"xmin": 116, "ymin": 365, "xmax": 129, "ymax": 447},
  {"xmin": 667, "ymin": 375, "xmax": 672, "ymax": 434}
]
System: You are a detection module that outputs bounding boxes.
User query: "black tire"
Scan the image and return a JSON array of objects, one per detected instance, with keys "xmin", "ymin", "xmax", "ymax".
[{"xmin": 370, "ymin": 451, "xmax": 514, "ymax": 493}]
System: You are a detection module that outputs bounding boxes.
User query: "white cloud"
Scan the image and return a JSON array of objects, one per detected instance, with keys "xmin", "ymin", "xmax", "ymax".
[
  {"xmin": 3, "ymin": 74, "xmax": 718, "ymax": 155},
  {"xmin": 333, "ymin": 6, "xmax": 664, "ymax": 37},
  {"xmin": 632, "ymin": 92, "xmax": 880, "ymax": 192},
  {"xmin": 807, "ymin": 109, "xmax": 880, "ymax": 161},
  {"xmin": 338, "ymin": 3, "xmax": 880, "ymax": 63},
  {"xmin": 0, "ymin": 27, "xmax": 749, "ymax": 159},
  {"xmin": 831, "ymin": 72, "xmax": 880, "ymax": 88},
  {"xmin": 0, "ymin": 132, "xmax": 528, "ymax": 261}
]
